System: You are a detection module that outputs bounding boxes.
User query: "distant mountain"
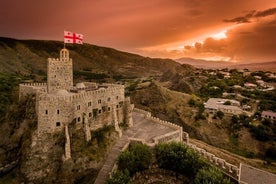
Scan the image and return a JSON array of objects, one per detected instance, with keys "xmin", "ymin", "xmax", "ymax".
[
  {"xmin": 176, "ymin": 57, "xmax": 276, "ymax": 72},
  {"xmin": 0, "ymin": 37, "xmax": 188, "ymax": 79},
  {"xmin": 175, "ymin": 57, "xmax": 234, "ymax": 69},
  {"xmin": 233, "ymin": 61, "xmax": 276, "ymax": 72}
]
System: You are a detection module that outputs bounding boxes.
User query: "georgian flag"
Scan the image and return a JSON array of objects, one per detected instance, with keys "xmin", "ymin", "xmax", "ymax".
[{"xmin": 64, "ymin": 31, "xmax": 83, "ymax": 44}]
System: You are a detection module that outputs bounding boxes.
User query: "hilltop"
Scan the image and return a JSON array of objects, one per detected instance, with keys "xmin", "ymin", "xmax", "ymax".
[{"xmin": 0, "ymin": 37, "xmax": 190, "ymax": 79}]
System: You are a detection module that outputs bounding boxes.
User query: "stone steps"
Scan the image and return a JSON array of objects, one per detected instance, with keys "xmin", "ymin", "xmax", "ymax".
[{"xmin": 94, "ymin": 135, "xmax": 129, "ymax": 184}]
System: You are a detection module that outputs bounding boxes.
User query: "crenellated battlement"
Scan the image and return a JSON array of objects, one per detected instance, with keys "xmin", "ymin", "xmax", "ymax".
[
  {"xmin": 38, "ymin": 84, "xmax": 124, "ymax": 102},
  {"xmin": 48, "ymin": 58, "xmax": 73, "ymax": 62},
  {"xmin": 20, "ymin": 83, "xmax": 47, "ymax": 87}
]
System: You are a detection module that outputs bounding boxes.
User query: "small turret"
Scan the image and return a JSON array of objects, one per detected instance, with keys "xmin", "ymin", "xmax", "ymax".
[{"xmin": 60, "ymin": 48, "xmax": 69, "ymax": 61}]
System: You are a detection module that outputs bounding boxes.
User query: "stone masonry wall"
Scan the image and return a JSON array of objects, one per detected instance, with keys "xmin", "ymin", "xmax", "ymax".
[{"xmin": 37, "ymin": 84, "xmax": 126, "ymax": 133}]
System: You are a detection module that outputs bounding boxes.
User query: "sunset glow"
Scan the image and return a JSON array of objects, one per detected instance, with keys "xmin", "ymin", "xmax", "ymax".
[
  {"xmin": 211, "ymin": 30, "xmax": 227, "ymax": 40},
  {"xmin": 0, "ymin": 0, "xmax": 276, "ymax": 63}
]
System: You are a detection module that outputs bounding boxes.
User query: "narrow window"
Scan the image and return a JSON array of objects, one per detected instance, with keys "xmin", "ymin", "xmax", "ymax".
[
  {"xmin": 77, "ymin": 105, "xmax": 80, "ymax": 110},
  {"xmin": 107, "ymin": 97, "xmax": 111, "ymax": 102},
  {"xmin": 116, "ymin": 96, "xmax": 119, "ymax": 99},
  {"xmin": 57, "ymin": 110, "xmax": 59, "ymax": 114},
  {"xmin": 98, "ymin": 110, "xmax": 102, "ymax": 114},
  {"xmin": 98, "ymin": 99, "xmax": 101, "ymax": 104},
  {"xmin": 88, "ymin": 102, "xmax": 92, "ymax": 107},
  {"xmin": 116, "ymin": 105, "xmax": 119, "ymax": 109},
  {"xmin": 108, "ymin": 107, "xmax": 111, "ymax": 111},
  {"xmin": 56, "ymin": 122, "xmax": 61, "ymax": 127},
  {"xmin": 45, "ymin": 110, "xmax": 48, "ymax": 114},
  {"xmin": 78, "ymin": 117, "xmax": 81, "ymax": 122},
  {"xmin": 89, "ymin": 112, "xmax": 92, "ymax": 117}
]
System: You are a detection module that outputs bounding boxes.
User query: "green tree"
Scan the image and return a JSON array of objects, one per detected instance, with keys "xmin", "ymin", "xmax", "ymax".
[
  {"xmin": 251, "ymin": 125, "xmax": 270, "ymax": 141},
  {"xmin": 216, "ymin": 111, "xmax": 224, "ymax": 119},
  {"xmin": 117, "ymin": 143, "xmax": 152, "ymax": 176},
  {"xmin": 194, "ymin": 167, "xmax": 233, "ymax": 184},
  {"xmin": 155, "ymin": 142, "xmax": 204, "ymax": 178},
  {"xmin": 188, "ymin": 98, "xmax": 196, "ymax": 107},
  {"xmin": 223, "ymin": 101, "xmax": 231, "ymax": 105}
]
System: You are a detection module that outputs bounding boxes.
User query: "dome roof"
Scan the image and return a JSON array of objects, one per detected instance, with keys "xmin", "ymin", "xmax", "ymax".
[
  {"xmin": 76, "ymin": 83, "xmax": 86, "ymax": 88},
  {"xmin": 54, "ymin": 89, "xmax": 70, "ymax": 96}
]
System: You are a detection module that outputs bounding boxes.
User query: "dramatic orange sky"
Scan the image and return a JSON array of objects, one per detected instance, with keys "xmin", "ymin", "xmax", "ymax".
[{"xmin": 0, "ymin": 0, "xmax": 276, "ymax": 62}]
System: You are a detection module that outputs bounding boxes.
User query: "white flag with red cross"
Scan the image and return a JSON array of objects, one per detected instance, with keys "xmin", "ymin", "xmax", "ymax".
[{"xmin": 64, "ymin": 31, "xmax": 83, "ymax": 44}]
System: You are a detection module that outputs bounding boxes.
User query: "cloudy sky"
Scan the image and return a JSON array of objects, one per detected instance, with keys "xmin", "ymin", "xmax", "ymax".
[{"xmin": 1, "ymin": 0, "xmax": 275, "ymax": 62}]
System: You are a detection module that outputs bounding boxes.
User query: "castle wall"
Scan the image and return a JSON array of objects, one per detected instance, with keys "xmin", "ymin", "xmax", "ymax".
[
  {"xmin": 37, "ymin": 84, "xmax": 128, "ymax": 133},
  {"xmin": 19, "ymin": 83, "xmax": 47, "ymax": 100}
]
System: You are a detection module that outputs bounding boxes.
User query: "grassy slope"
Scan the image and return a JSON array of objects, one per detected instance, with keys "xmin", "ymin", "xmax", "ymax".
[{"xmin": 0, "ymin": 37, "xmax": 183, "ymax": 78}]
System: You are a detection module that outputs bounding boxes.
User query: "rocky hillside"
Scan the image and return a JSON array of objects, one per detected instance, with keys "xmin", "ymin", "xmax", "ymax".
[
  {"xmin": 0, "ymin": 37, "xmax": 186, "ymax": 78},
  {"xmin": 130, "ymin": 82, "xmax": 276, "ymax": 174}
]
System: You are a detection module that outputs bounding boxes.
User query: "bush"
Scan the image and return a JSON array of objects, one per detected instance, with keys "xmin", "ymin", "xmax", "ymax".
[
  {"xmin": 106, "ymin": 170, "xmax": 130, "ymax": 184},
  {"xmin": 224, "ymin": 101, "xmax": 231, "ymax": 105},
  {"xmin": 155, "ymin": 142, "xmax": 204, "ymax": 178},
  {"xmin": 265, "ymin": 145, "xmax": 276, "ymax": 160},
  {"xmin": 117, "ymin": 143, "xmax": 152, "ymax": 176},
  {"xmin": 194, "ymin": 167, "xmax": 233, "ymax": 184},
  {"xmin": 251, "ymin": 125, "xmax": 270, "ymax": 141},
  {"xmin": 216, "ymin": 111, "xmax": 224, "ymax": 119},
  {"xmin": 188, "ymin": 98, "xmax": 196, "ymax": 107}
]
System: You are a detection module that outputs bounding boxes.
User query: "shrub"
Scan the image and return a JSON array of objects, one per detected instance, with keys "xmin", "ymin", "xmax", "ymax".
[
  {"xmin": 155, "ymin": 142, "xmax": 204, "ymax": 178},
  {"xmin": 117, "ymin": 143, "xmax": 152, "ymax": 176},
  {"xmin": 223, "ymin": 101, "xmax": 231, "ymax": 105},
  {"xmin": 106, "ymin": 170, "xmax": 130, "ymax": 184},
  {"xmin": 216, "ymin": 111, "xmax": 224, "ymax": 119},
  {"xmin": 194, "ymin": 167, "xmax": 233, "ymax": 184}
]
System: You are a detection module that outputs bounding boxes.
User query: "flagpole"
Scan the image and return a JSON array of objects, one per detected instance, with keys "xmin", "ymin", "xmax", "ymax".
[{"xmin": 63, "ymin": 30, "xmax": 66, "ymax": 49}]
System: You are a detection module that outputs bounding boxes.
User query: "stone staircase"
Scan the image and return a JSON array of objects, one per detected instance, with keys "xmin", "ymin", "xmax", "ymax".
[{"xmin": 94, "ymin": 134, "xmax": 129, "ymax": 184}]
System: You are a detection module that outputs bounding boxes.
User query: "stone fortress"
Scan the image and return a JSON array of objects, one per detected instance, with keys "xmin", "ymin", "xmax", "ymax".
[
  {"xmin": 19, "ymin": 48, "xmax": 133, "ymax": 159},
  {"xmin": 17, "ymin": 48, "xmax": 275, "ymax": 184}
]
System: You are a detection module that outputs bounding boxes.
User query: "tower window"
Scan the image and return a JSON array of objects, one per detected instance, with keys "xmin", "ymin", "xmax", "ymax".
[
  {"xmin": 56, "ymin": 122, "xmax": 61, "ymax": 127},
  {"xmin": 45, "ymin": 110, "xmax": 48, "ymax": 114},
  {"xmin": 116, "ymin": 96, "xmax": 119, "ymax": 99},
  {"xmin": 77, "ymin": 105, "xmax": 81, "ymax": 110},
  {"xmin": 108, "ymin": 107, "xmax": 111, "ymax": 111},
  {"xmin": 89, "ymin": 112, "xmax": 92, "ymax": 117},
  {"xmin": 57, "ymin": 110, "xmax": 59, "ymax": 114},
  {"xmin": 98, "ymin": 99, "xmax": 101, "ymax": 104},
  {"xmin": 88, "ymin": 102, "xmax": 92, "ymax": 107},
  {"xmin": 107, "ymin": 97, "xmax": 111, "ymax": 102},
  {"xmin": 78, "ymin": 117, "xmax": 81, "ymax": 122},
  {"xmin": 98, "ymin": 110, "xmax": 102, "ymax": 114}
]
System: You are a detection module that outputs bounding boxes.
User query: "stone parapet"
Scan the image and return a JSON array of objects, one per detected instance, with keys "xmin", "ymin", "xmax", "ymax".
[{"xmin": 187, "ymin": 142, "xmax": 239, "ymax": 180}]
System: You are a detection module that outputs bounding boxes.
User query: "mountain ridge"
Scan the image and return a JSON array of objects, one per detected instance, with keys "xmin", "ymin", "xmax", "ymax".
[{"xmin": 176, "ymin": 57, "xmax": 276, "ymax": 72}]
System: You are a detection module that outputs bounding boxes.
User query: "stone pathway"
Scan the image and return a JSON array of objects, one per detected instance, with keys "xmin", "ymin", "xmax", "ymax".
[
  {"xmin": 94, "ymin": 111, "xmax": 177, "ymax": 184},
  {"xmin": 93, "ymin": 134, "xmax": 129, "ymax": 184},
  {"xmin": 239, "ymin": 163, "xmax": 276, "ymax": 184}
]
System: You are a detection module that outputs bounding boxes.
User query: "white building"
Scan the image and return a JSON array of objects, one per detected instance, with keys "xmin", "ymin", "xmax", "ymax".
[
  {"xmin": 262, "ymin": 111, "xmax": 276, "ymax": 121},
  {"xmin": 204, "ymin": 98, "xmax": 244, "ymax": 115}
]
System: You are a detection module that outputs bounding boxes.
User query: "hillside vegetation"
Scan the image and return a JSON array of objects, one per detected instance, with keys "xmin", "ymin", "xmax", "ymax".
[{"xmin": 0, "ymin": 37, "xmax": 186, "ymax": 79}]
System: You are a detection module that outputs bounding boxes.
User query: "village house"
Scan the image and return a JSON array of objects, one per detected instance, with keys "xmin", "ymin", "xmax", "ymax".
[
  {"xmin": 244, "ymin": 83, "xmax": 257, "ymax": 89},
  {"xmin": 204, "ymin": 98, "xmax": 244, "ymax": 115},
  {"xmin": 262, "ymin": 111, "xmax": 276, "ymax": 122}
]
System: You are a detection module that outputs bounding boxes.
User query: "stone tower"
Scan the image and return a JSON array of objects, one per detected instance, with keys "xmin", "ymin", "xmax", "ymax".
[{"xmin": 47, "ymin": 48, "xmax": 73, "ymax": 93}]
